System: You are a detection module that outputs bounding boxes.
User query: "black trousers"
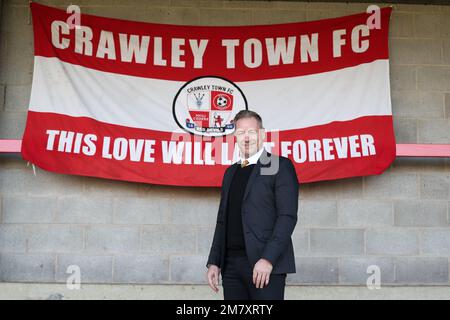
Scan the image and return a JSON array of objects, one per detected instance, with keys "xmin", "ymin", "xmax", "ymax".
[{"xmin": 222, "ymin": 255, "xmax": 287, "ymax": 300}]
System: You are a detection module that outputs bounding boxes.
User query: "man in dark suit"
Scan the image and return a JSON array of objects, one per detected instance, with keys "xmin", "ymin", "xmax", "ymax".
[{"xmin": 206, "ymin": 110, "xmax": 299, "ymax": 300}]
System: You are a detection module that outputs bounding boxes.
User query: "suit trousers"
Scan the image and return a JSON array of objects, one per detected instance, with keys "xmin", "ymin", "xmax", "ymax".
[{"xmin": 222, "ymin": 254, "xmax": 287, "ymax": 300}]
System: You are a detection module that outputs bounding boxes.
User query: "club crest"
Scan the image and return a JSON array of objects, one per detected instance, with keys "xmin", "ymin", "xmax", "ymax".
[{"xmin": 173, "ymin": 76, "xmax": 248, "ymax": 136}]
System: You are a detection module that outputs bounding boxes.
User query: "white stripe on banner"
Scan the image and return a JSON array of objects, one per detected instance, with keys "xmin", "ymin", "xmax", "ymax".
[{"xmin": 30, "ymin": 56, "xmax": 391, "ymax": 132}]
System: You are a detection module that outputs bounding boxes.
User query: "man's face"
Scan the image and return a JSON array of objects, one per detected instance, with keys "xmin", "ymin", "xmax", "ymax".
[{"xmin": 234, "ymin": 117, "xmax": 265, "ymax": 158}]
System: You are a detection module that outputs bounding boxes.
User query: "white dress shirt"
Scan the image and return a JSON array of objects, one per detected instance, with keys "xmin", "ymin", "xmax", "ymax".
[{"xmin": 238, "ymin": 146, "xmax": 266, "ymax": 165}]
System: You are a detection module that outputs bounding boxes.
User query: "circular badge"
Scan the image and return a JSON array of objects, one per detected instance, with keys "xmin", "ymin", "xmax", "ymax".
[{"xmin": 173, "ymin": 76, "xmax": 248, "ymax": 137}]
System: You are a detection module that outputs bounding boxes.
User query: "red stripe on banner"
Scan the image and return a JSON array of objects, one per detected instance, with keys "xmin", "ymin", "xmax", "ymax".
[
  {"xmin": 21, "ymin": 111, "xmax": 396, "ymax": 186},
  {"xmin": 31, "ymin": 2, "xmax": 391, "ymax": 82}
]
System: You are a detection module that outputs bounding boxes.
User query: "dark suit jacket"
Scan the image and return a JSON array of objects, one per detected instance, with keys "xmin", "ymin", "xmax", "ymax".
[{"xmin": 206, "ymin": 149, "xmax": 299, "ymax": 275}]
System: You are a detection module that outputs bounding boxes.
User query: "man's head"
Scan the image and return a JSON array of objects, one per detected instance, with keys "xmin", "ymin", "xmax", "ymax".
[{"xmin": 233, "ymin": 110, "xmax": 266, "ymax": 159}]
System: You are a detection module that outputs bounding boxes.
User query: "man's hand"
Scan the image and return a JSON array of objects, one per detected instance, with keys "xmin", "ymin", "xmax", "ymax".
[
  {"xmin": 206, "ymin": 264, "xmax": 221, "ymax": 293},
  {"xmin": 253, "ymin": 258, "xmax": 273, "ymax": 289}
]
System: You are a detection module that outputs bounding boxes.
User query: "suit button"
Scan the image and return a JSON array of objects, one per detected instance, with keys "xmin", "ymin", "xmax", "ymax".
[{"xmin": 245, "ymin": 231, "xmax": 250, "ymax": 234}]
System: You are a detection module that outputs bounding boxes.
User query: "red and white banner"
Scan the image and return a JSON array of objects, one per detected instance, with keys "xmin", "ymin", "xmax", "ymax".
[{"xmin": 22, "ymin": 2, "xmax": 395, "ymax": 186}]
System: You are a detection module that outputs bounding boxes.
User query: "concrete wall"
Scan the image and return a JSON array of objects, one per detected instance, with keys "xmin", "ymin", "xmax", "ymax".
[
  {"xmin": 1, "ymin": 283, "xmax": 450, "ymax": 300},
  {"xmin": 0, "ymin": 0, "xmax": 450, "ymax": 295}
]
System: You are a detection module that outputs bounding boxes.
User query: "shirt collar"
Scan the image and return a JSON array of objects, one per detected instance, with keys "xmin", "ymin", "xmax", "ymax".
[{"xmin": 239, "ymin": 146, "xmax": 265, "ymax": 165}]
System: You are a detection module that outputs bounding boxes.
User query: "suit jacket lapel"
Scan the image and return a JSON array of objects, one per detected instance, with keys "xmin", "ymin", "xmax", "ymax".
[
  {"xmin": 243, "ymin": 149, "xmax": 271, "ymax": 202},
  {"xmin": 222, "ymin": 149, "xmax": 272, "ymax": 213},
  {"xmin": 222, "ymin": 162, "xmax": 238, "ymax": 215}
]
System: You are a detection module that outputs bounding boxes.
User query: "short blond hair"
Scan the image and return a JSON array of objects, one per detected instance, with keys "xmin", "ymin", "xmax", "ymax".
[{"xmin": 233, "ymin": 110, "xmax": 264, "ymax": 129}]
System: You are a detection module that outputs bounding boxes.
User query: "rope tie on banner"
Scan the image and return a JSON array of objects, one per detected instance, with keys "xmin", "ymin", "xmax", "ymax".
[
  {"xmin": 28, "ymin": 1, "xmax": 32, "ymax": 25},
  {"xmin": 26, "ymin": 161, "xmax": 37, "ymax": 176}
]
